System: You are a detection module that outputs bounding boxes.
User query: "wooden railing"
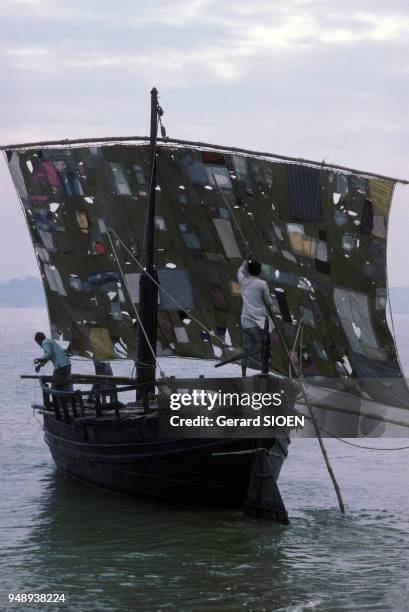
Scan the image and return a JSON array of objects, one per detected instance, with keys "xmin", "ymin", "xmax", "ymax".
[{"xmin": 22, "ymin": 375, "xmax": 155, "ymax": 424}]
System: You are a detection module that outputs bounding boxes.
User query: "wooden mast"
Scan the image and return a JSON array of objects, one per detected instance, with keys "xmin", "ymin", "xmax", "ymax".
[{"xmin": 136, "ymin": 87, "xmax": 160, "ymax": 400}]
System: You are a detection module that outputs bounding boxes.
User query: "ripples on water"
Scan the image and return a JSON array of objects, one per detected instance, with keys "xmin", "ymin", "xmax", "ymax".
[{"xmin": 1, "ymin": 308, "xmax": 409, "ymax": 611}]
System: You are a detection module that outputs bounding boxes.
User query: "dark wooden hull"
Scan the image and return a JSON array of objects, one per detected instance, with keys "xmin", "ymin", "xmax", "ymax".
[{"xmin": 43, "ymin": 413, "xmax": 289, "ymax": 507}]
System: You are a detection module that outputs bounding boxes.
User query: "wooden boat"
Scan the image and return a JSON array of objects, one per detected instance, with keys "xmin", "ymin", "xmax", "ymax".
[
  {"xmin": 23, "ymin": 371, "xmax": 291, "ymax": 523},
  {"xmin": 6, "ymin": 88, "xmax": 409, "ymax": 522}
]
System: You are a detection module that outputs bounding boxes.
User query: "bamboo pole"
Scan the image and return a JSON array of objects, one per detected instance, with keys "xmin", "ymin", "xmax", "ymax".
[
  {"xmin": 2, "ymin": 137, "xmax": 408, "ymax": 185},
  {"xmin": 270, "ymin": 317, "xmax": 346, "ymax": 513}
]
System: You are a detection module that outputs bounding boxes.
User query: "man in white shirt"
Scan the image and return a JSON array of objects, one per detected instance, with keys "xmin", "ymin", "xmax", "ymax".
[{"xmin": 238, "ymin": 259, "xmax": 273, "ymax": 376}]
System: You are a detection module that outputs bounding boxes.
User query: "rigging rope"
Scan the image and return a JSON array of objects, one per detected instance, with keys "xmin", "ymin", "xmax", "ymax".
[{"xmin": 303, "ymin": 415, "xmax": 409, "ymax": 450}]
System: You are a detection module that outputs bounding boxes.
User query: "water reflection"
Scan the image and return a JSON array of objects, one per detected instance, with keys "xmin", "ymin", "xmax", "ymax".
[
  {"xmin": 6, "ymin": 463, "xmax": 406, "ymax": 612},
  {"xmin": 20, "ymin": 472, "xmax": 296, "ymax": 611}
]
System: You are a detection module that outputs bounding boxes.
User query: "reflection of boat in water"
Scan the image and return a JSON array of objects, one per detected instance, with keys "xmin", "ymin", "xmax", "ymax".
[
  {"xmin": 26, "ymin": 473, "xmax": 296, "ymax": 611},
  {"xmin": 4, "ymin": 88, "xmax": 409, "ymax": 522}
]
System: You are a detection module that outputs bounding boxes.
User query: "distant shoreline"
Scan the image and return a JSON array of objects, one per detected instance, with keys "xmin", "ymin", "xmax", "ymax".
[
  {"xmin": 0, "ymin": 304, "xmax": 45, "ymax": 308},
  {"xmin": 1, "ymin": 277, "xmax": 408, "ymax": 312}
]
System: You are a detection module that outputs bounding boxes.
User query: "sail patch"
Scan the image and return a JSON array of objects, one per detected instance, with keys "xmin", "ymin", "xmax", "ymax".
[
  {"xmin": 213, "ymin": 219, "xmax": 241, "ymax": 258},
  {"xmin": 89, "ymin": 327, "xmax": 116, "ymax": 360},
  {"xmin": 333, "ymin": 288, "xmax": 385, "ymax": 360},
  {"xmin": 125, "ymin": 273, "xmax": 141, "ymax": 304},
  {"xmin": 157, "ymin": 268, "xmax": 194, "ymax": 311},
  {"xmin": 43, "ymin": 264, "xmax": 66, "ymax": 296},
  {"xmin": 287, "ymin": 164, "xmax": 323, "ymax": 222}
]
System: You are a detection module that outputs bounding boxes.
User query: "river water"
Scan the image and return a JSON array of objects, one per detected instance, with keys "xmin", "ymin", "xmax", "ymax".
[{"xmin": 1, "ymin": 307, "xmax": 409, "ymax": 611}]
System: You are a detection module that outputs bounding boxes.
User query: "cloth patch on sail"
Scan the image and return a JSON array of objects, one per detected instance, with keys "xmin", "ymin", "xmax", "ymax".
[
  {"xmin": 272, "ymin": 269, "xmax": 299, "ymax": 287},
  {"xmin": 109, "ymin": 162, "xmax": 131, "ymax": 195},
  {"xmin": 333, "ymin": 288, "xmax": 385, "ymax": 360},
  {"xmin": 158, "ymin": 311, "xmax": 176, "ymax": 343},
  {"xmin": 89, "ymin": 327, "xmax": 116, "ymax": 360},
  {"xmin": 43, "ymin": 264, "xmax": 66, "ymax": 295},
  {"xmin": 369, "ymin": 179, "xmax": 394, "ymax": 216},
  {"xmin": 230, "ymin": 281, "xmax": 241, "ymax": 296},
  {"xmin": 287, "ymin": 224, "xmax": 303, "ymax": 254},
  {"xmin": 76, "ymin": 211, "xmax": 89, "ymax": 233},
  {"xmin": 213, "ymin": 219, "xmax": 241, "ymax": 258},
  {"xmin": 54, "ymin": 230, "xmax": 72, "ymax": 253},
  {"xmin": 35, "ymin": 246, "xmax": 50, "ymax": 263},
  {"xmin": 372, "ymin": 215, "xmax": 386, "ymax": 238},
  {"xmin": 287, "ymin": 224, "xmax": 317, "ymax": 257},
  {"xmin": 8, "ymin": 151, "xmax": 29, "ymax": 198},
  {"xmin": 375, "ymin": 287, "xmax": 387, "ymax": 310},
  {"xmin": 174, "ymin": 326, "xmax": 189, "ymax": 343},
  {"xmin": 157, "ymin": 269, "xmax": 193, "ymax": 310},
  {"xmin": 125, "ymin": 273, "xmax": 141, "ymax": 304},
  {"xmin": 207, "ymin": 166, "xmax": 232, "ymax": 192},
  {"xmin": 287, "ymin": 165, "xmax": 323, "ymax": 222},
  {"xmin": 232, "ymin": 155, "xmax": 253, "ymax": 194},
  {"xmin": 360, "ymin": 199, "xmax": 374, "ymax": 234},
  {"xmin": 181, "ymin": 154, "xmax": 208, "ymax": 186}
]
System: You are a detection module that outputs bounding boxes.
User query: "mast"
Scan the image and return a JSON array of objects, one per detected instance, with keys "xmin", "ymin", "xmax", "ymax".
[{"xmin": 136, "ymin": 87, "xmax": 160, "ymax": 399}]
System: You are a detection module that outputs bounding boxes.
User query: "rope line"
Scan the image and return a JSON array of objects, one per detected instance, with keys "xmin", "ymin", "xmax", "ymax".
[{"xmin": 303, "ymin": 416, "xmax": 409, "ymax": 450}]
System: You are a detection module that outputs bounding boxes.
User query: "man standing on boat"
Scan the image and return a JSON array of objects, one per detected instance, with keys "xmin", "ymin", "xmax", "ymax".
[
  {"xmin": 87, "ymin": 359, "xmax": 114, "ymax": 403},
  {"xmin": 34, "ymin": 332, "xmax": 72, "ymax": 390},
  {"xmin": 238, "ymin": 258, "xmax": 273, "ymax": 377}
]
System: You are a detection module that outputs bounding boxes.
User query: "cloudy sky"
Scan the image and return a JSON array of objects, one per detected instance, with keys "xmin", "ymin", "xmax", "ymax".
[{"xmin": 0, "ymin": 0, "xmax": 408, "ymax": 284}]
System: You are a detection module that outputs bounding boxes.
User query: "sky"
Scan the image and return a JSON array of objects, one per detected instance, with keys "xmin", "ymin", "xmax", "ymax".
[{"xmin": 0, "ymin": 0, "xmax": 408, "ymax": 285}]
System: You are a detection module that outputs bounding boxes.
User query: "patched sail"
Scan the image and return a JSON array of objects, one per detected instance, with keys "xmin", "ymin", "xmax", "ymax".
[{"xmin": 4, "ymin": 139, "xmax": 405, "ymax": 387}]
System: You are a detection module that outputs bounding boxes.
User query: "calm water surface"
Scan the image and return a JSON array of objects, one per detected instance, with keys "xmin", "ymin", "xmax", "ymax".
[{"xmin": 1, "ymin": 308, "xmax": 409, "ymax": 612}]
